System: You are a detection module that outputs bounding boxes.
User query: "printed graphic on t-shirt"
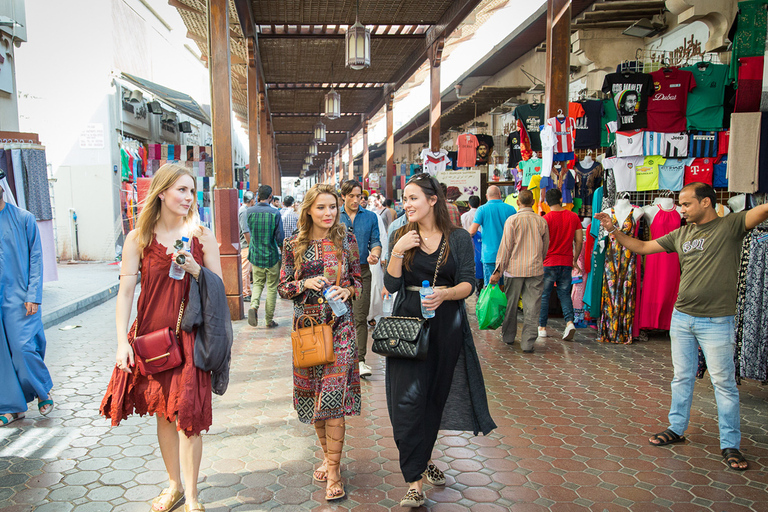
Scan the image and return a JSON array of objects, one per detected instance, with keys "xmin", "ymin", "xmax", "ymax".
[
  {"xmin": 602, "ymin": 73, "xmax": 654, "ymax": 130},
  {"xmin": 684, "ymin": 157, "xmax": 714, "ymax": 185},
  {"xmin": 682, "ymin": 238, "xmax": 706, "ymax": 253}
]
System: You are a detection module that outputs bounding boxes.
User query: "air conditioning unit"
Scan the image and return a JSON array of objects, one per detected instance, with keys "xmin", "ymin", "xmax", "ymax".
[{"xmin": 179, "ymin": 121, "xmax": 192, "ymax": 133}]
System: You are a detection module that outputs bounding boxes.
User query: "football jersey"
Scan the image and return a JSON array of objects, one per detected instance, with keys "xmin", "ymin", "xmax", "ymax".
[
  {"xmin": 646, "ymin": 68, "xmax": 696, "ymax": 132},
  {"xmin": 713, "ymin": 155, "xmax": 729, "ymax": 188},
  {"xmin": 616, "ymin": 130, "xmax": 644, "ymax": 157},
  {"xmin": 636, "ymin": 156, "xmax": 665, "ymax": 191},
  {"xmin": 684, "ymin": 157, "xmax": 714, "ymax": 185},
  {"xmin": 547, "ymin": 116, "xmax": 576, "ymax": 154},
  {"xmin": 457, "ymin": 133, "xmax": 479, "ymax": 168},
  {"xmin": 645, "ymin": 131, "xmax": 689, "ymax": 157},
  {"xmin": 688, "ymin": 131, "xmax": 719, "ymax": 157},
  {"xmin": 718, "ymin": 130, "xmax": 729, "ymax": 156},
  {"xmin": 614, "ymin": 156, "xmax": 643, "ymax": 192},
  {"xmin": 658, "ymin": 158, "xmax": 686, "ymax": 191}
]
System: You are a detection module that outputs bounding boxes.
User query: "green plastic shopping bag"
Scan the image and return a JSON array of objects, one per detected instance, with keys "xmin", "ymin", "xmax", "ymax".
[{"xmin": 476, "ymin": 284, "xmax": 507, "ymax": 330}]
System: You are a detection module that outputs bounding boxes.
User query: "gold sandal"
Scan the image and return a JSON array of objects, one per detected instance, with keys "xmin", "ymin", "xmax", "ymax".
[
  {"xmin": 151, "ymin": 488, "xmax": 184, "ymax": 512},
  {"xmin": 184, "ymin": 505, "xmax": 205, "ymax": 512}
]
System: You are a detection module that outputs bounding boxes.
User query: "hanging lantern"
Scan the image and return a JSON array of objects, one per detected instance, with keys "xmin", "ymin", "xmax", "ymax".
[
  {"xmin": 325, "ymin": 88, "xmax": 341, "ymax": 120},
  {"xmin": 346, "ymin": 6, "xmax": 370, "ymax": 71},
  {"xmin": 314, "ymin": 121, "xmax": 326, "ymax": 142},
  {"xmin": 305, "ymin": 155, "xmax": 313, "ymax": 166},
  {"xmin": 308, "ymin": 140, "xmax": 318, "ymax": 156}
]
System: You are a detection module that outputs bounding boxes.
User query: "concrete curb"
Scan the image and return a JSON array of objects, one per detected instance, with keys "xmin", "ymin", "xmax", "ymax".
[{"xmin": 42, "ymin": 282, "xmax": 120, "ymax": 329}]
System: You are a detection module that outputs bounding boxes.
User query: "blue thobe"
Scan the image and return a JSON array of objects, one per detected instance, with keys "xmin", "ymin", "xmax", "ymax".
[{"xmin": 0, "ymin": 202, "xmax": 53, "ymax": 413}]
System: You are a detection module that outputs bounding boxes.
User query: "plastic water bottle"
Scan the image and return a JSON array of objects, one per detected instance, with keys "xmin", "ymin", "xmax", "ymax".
[
  {"xmin": 323, "ymin": 283, "xmax": 348, "ymax": 316},
  {"xmin": 382, "ymin": 294, "xmax": 393, "ymax": 316},
  {"xmin": 168, "ymin": 236, "xmax": 189, "ymax": 280},
  {"xmin": 420, "ymin": 280, "xmax": 435, "ymax": 319}
]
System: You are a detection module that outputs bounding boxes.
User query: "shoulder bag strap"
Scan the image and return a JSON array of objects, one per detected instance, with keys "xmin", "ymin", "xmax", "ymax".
[{"xmin": 432, "ymin": 238, "xmax": 447, "ymax": 287}]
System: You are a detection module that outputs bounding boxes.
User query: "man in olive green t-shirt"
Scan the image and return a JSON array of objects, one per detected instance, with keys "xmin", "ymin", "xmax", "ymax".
[{"xmin": 596, "ymin": 183, "xmax": 768, "ymax": 471}]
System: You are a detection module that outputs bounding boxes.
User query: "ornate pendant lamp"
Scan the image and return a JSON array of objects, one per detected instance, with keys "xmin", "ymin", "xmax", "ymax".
[
  {"xmin": 325, "ymin": 88, "xmax": 341, "ymax": 120},
  {"xmin": 305, "ymin": 155, "xmax": 313, "ymax": 166},
  {"xmin": 314, "ymin": 121, "xmax": 327, "ymax": 142},
  {"xmin": 309, "ymin": 140, "xmax": 319, "ymax": 156},
  {"xmin": 346, "ymin": 0, "xmax": 370, "ymax": 70}
]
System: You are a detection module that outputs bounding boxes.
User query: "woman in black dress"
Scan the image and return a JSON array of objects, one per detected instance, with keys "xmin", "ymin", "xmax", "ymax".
[{"xmin": 384, "ymin": 174, "xmax": 496, "ymax": 507}]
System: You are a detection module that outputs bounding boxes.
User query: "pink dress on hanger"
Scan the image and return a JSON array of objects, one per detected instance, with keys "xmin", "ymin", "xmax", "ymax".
[{"xmin": 638, "ymin": 204, "xmax": 682, "ymax": 330}]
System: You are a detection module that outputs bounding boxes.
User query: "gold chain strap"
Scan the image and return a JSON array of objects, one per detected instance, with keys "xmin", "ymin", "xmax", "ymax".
[{"xmin": 432, "ymin": 239, "xmax": 447, "ymax": 287}]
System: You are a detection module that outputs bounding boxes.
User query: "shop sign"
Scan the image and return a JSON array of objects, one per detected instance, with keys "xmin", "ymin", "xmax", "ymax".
[
  {"xmin": 646, "ymin": 21, "xmax": 720, "ymax": 66},
  {"xmin": 435, "ymin": 169, "xmax": 480, "ymax": 202},
  {"xmin": 79, "ymin": 123, "xmax": 104, "ymax": 149}
]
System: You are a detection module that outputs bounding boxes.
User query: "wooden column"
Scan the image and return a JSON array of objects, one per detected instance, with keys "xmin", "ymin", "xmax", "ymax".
[
  {"xmin": 385, "ymin": 93, "xmax": 395, "ymax": 199},
  {"xmin": 545, "ymin": 0, "xmax": 571, "ymax": 119},
  {"xmin": 271, "ymin": 136, "xmax": 281, "ymax": 194},
  {"xmin": 362, "ymin": 115, "xmax": 369, "ymax": 191},
  {"xmin": 259, "ymin": 94, "xmax": 272, "ymax": 188},
  {"xmin": 247, "ymin": 39, "xmax": 259, "ymax": 193},
  {"xmin": 208, "ymin": 0, "xmax": 242, "ymax": 320},
  {"xmin": 348, "ymin": 134, "xmax": 354, "ymax": 180},
  {"xmin": 428, "ymin": 38, "xmax": 445, "ymax": 153}
]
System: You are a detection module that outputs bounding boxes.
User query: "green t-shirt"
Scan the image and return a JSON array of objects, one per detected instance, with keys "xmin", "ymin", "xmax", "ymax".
[
  {"xmin": 600, "ymin": 98, "xmax": 617, "ymax": 147},
  {"xmin": 656, "ymin": 211, "xmax": 749, "ymax": 317},
  {"xmin": 636, "ymin": 156, "xmax": 665, "ymax": 191},
  {"xmin": 514, "ymin": 103, "xmax": 546, "ymax": 151},
  {"xmin": 682, "ymin": 63, "xmax": 731, "ymax": 131},
  {"xmin": 520, "ymin": 158, "xmax": 543, "ymax": 187}
]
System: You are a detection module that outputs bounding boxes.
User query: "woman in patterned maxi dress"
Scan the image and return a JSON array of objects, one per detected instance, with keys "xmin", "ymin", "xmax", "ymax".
[{"xmin": 278, "ymin": 184, "xmax": 362, "ymax": 502}]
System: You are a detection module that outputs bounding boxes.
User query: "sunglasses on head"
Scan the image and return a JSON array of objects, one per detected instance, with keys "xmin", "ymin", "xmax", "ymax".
[{"xmin": 406, "ymin": 173, "xmax": 439, "ymax": 188}]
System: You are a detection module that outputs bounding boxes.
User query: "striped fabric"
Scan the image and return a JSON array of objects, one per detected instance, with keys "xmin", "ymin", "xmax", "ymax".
[{"xmin": 495, "ymin": 207, "xmax": 550, "ymax": 278}]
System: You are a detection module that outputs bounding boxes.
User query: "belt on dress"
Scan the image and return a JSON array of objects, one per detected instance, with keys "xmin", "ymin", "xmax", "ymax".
[{"xmin": 405, "ymin": 285, "xmax": 448, "ymax": 292}]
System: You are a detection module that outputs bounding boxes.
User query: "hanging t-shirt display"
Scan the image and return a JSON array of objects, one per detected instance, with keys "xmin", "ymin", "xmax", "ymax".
[
  {"xmin": 636, "ymin": 156, "xmax": 665, "ymax": 191},
  {"xmin": 688, "ymin": 131, "xmax": 719, "ymax": 157},
  {"xmin": 521, "ymin": 158, "xmax": 543, "ymax": 187},
  {"xmin": 713, "ymin": 155, "xmax": 729, "ymax": 188},
  {"xmin": 574, "ymin": 99, "xmax": 604, "ymax": 149},
  {"xmin": 684, "ymin": 157, "xmax": 715, "ymax": 185},
  {"xmin": 546, "ymin": 116, "xmax": 576, "ymax": 154},
  {"xmin": 717, "ymin": 130, "xmax": 730, "ymax": 156},
  {"xmin": 646, "ymin": 68, "xmax": 696, "ymax": 132},
  {"xmin": 682, "ymin": 62, "xmax": 731, "ymax": 131},
  {"xmin": 659, "ymin": 158, "xmax": 686, "ymax": 191},
  {"xmin": 601, "ymin": 98, "xmax": 617, "ymax": 147},
  {"xmin": 613, "ymin": 156, "xmax": 643, "ymax": 191},
  {"xmin": 644, "ymin": 131, "xmax": 688, "ymax": 157},
  {"xmin": 507, "ymin": 130, "xmax": 523, "ymax": 168},
  {"xmin": 734, "ymin": 56, "xmax": 764, "ymax": 112},
  {"xmin": 615, "ymin": 129, "xmax": 644, "ymax": 157},
  {"xmin": 602, "ymin": 71, "xmax": 654, "ymax": 130},
  {"xmin": 420, "ymin": 148, "xmax": 450, "ymax": 175},
  {"xmin": 568, "ymin": 102, "xmax": 585, "ymax": 120},
  {"xmin": 514, "ymin": 103, "xmax": 546, "ymax": 151},
  {"xmin": 475, "ymin": 134, "xmax": 495, "ymax": 165},
  {"xmin": 457, "ymin": 133, "xmax": 479, "ymax": 168}
]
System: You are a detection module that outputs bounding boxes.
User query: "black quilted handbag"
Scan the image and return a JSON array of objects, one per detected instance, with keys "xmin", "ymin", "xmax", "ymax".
[{"xmin": 371, "ymin": 317, "xmax": 430, "ymax": 360}]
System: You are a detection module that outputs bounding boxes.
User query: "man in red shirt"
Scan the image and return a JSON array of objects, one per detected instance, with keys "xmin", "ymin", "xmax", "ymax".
[{"xmin": 539, "ymin": 189, "xmax": 583, "ymax": 341}]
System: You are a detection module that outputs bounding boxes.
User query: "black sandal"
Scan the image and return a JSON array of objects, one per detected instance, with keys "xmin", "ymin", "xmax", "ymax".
[
  {"xmin": 722, "ymin": 448, "xmax": 749, "ymax": 471},
  {"xmin": 649, "ymin": 428, "xmax": 685, "ymax": 446}
]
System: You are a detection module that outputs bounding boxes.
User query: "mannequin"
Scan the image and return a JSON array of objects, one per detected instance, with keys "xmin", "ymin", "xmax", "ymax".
[
  {"xmin": 715, "ymin": 203, "xmax": 731, "ymax": 217},
  {"xmin": 643, "ymin": 194, "xmax": 682, "ymax": 224},
  {"xmin": 580, "ymin": 150, "xmax": 593, "ymax": 167},
  {"xmin": 728, "ymin": 194, "xmax": 746, "ymax": 213},
  {"xmin": 604, "ymin": 195, "xmax": 642, "ymax": 225}
]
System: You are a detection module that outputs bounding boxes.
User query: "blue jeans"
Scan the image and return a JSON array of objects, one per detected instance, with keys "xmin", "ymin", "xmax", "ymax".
[
  {"xmin": 539, "ymin": 266, "xmax": 574, "ymax": 327},
  {"xmin": 668, "ymin": 309, "xmax": 740, "ymax": 450},
  {"xmin": 483, "ymin": 262, "xmax": 501, "ymax": 287}
]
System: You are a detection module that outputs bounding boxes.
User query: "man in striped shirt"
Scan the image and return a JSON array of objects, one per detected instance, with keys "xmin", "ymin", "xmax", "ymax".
[{"xmin": 489, "ymin": 190, "xmax": 549, "ymax": 353}]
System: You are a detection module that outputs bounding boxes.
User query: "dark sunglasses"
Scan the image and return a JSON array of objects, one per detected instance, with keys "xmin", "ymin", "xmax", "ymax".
[{"xmin": 406, "ymin": 172, "xmax": 439, "ymax": 189}]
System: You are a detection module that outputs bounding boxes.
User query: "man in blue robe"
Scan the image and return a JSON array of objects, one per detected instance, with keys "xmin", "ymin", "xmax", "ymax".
[{"xmin": 0, "ymin": 173, "xmax": 53, "ymax": 425}]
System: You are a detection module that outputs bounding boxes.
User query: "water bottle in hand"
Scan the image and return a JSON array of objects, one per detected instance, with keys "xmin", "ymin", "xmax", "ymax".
[
  {"xmin": 168, "ymin": 236, "xmax": 190, "ymax": 280},
  {"xmin": 323, "ymin": 282, "xmax": 348, "ymax": 316},
  {"xmin": 382, "ymin": 294, "xmax": 393, "ymax": 316},
  {"xmin": 419, "ymin": 280, "xmax": 435, "ymax": 319}
]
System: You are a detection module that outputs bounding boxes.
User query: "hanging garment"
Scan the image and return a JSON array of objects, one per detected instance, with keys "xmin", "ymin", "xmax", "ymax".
[
  {"xmin": 584, "ymin": 234, "xmax": 607, "ymax": 319},
  {"xmin": 735, "ymin": 228, "xmax": 768, "ymax": 382},
  {"xmin": 20, "ymin": 149, "xmax": 52, "ymax": 221},
  {"xmin": 598, "ymin": 209, "xmax": 639, "ymax": 344},
  {"xmin": 638, "ymin": 206, "xmax": 682, "ymax": 330},
  {"xmin": 11, "ymin": 149, "xmax": 26, "ymax": 210}
]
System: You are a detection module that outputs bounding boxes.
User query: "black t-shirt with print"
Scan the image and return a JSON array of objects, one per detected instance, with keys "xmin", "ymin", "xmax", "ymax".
[
  {"xmin": 601, "ymin": 72, "xmax": 654, "ymax": 130},
  {"xmin": 475, "ymin": 134, "xmax": 495, "ymax": 165},
  {"xmin": 514, "ymin": 103, "xmax": 546, "ymax": 151},
  {"xmin": 507, "ymin": 130, "xmax": 523, "ymax": 168}
]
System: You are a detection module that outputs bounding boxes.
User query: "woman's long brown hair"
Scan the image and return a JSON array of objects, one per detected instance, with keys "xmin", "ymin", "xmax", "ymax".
[
  {"xmin": 393, "ymin": 174, "xmax": 456, "ymax": 271},
  {"xmin": 292, "ymin": 184, "xmax": 346, "ymax": 268}
]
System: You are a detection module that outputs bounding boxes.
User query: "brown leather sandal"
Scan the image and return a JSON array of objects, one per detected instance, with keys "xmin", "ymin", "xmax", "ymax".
[{"xmin": 324, "ymin": 430, "xmax": 345, "ymax": 501}]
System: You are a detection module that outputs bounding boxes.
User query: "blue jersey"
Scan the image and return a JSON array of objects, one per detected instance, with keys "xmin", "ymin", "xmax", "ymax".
[
  {"xmin": 713, "ymin": 155, "xmax": 728, "ymax": 188},
  {"xmin": 688, "ymin": 130, "xmax": 718, "ymax": 158}
]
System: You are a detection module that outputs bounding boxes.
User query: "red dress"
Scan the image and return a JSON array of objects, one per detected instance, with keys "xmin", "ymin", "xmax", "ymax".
[{"xmin": 100, "ymin": 236, "xmax": 212, "ymax": 437}]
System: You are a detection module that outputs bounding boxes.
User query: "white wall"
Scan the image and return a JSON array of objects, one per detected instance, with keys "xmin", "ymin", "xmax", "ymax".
[
  {"xmin": 15, "ymin": 0, "xmax": 212, "ymax": 260},
  {"xmin": 0, "ymin": 0, "xmax": 27, "ymax": 131}
]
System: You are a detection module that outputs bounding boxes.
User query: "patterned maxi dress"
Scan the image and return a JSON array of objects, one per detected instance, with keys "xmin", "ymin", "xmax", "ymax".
[
  {"xmin": 598, "ymin": 209, "xmax": 639, "ymax": 344},
  {"xmin": 278, "ymin": 233, "xmax": 363, "ymax": 423},
  {"xmin": 100, "ymin": 236, "xmax": 212, "ymax": 437}
]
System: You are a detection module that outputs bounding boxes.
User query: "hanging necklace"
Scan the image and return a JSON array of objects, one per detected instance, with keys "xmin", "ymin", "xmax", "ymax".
[{"xmin": 420, "ymin": 229, "xmax": 440, "ymax": 241}]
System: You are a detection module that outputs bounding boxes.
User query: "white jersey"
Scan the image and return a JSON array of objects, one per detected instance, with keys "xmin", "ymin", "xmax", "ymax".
[
  {"xmin": 613, "ymin": 156, "xmax": 643, "ymax": 192},
  {"xmin": 645, "ymin": 131, "xmax": 688, "ymax": 157},
  {"xmin": 615, "ymin": 130, "xmax": 644, "ymax": 157},
  {"xmin": 420, "ymin": 148, "xmax": 449, "ymax": 175}
]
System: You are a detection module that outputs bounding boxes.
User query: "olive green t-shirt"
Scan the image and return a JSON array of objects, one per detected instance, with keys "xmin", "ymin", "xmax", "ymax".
[{"xmin": 656, "ymin": 211, "xmax": 749, "ymax": 317}]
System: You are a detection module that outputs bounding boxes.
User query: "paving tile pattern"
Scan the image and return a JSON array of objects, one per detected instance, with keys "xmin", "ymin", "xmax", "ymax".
[{"xmin": 0, "ymin": 295, "xmax": 767, "ymax": 511}]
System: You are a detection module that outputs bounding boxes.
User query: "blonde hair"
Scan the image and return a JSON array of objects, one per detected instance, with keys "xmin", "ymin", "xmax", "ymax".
[
  {"xmin": 293, "ymin": 184, "xmax": 346, "ymax": 268},
  {"xmin": 134, "ymin": 163, "xmax": 200, "ymax": 255}
]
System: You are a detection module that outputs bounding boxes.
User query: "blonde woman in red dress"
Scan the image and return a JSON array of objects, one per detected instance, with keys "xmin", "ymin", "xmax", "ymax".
[{"xmin": 101, "ymin": 163, "xmax": 222, "ymax": 512}]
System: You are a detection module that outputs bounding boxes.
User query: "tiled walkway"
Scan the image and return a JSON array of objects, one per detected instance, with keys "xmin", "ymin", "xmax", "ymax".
[{"xmin": 1, "ymin": 295, "xmax": 767, "ymax": 511}]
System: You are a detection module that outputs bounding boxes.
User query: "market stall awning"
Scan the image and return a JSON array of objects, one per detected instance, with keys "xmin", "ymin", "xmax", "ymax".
[
  {"xmin": 400, "ymin": 85, "xmax": 528, "ymax": 145},
  {"xmin": 121, "ymin": 72, "xmax": 211, "ymax": 125}
]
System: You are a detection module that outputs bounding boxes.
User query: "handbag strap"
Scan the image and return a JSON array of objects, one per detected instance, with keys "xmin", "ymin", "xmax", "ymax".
[{"xmin": 432, "ymin": 238, "xmax": 447, "ymax": 287}]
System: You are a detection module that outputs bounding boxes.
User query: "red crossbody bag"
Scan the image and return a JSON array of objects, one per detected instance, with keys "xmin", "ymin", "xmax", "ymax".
[{"xmin": 131, "ymin": 300, "xmax": 185, "ymax": 376}]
